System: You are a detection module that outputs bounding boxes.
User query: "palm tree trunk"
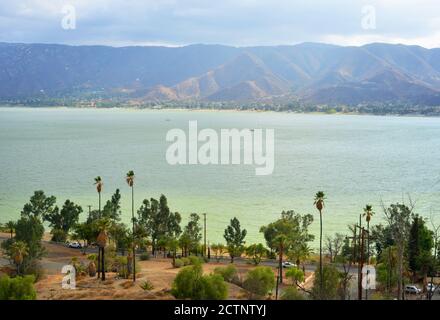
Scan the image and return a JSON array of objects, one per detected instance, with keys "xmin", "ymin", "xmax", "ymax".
[
  {"xmin": 97, "ymin": 248, "xmax": 101, "ymax": 279},
  {"xmin": 279, "ymin": 244, "xmax": 283, "ymax": 284},
  {"xmin": 319, "ymin": 210, "xmax": 323, "ymax": 294},
  {"xmin": 132, "ymin": 185, "xmax": 136, "ymax": 282},
  {"xmin": 101, "ymin": 247, "xmax": 105, "ymax": 281}
]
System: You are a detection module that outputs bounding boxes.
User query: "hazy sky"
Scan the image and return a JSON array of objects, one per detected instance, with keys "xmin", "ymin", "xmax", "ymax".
[{"xmin": 1, "ymin": 0, "xmax": 439, "ymax": 48}]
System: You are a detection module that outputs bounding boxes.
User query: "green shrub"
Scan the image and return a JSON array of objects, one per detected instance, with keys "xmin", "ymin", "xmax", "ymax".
[
  {"xmin": 140, "ymin": 280, "xmax": 154, "ymax": 291},
  {"xmin": 280, "ymin": 287, "xmax": 305, "ymax": 300},
  {"xmin": 181, "ymin": 257, "xmax": 190, "ymax": 266},
  {"xmin": 242, "ymin": 267, "xmax": 275, "ymax": 299},
  {"xmin": 188, "ymin": 256, "xmax": 203, "ymax": 265},
  {"xmin": 139, "ymin": 253, "xmax": 150, "ymax": 261},
  {"xmin": 311, "ymin": 264, "xmax": 340, "ymax": 300},
  {"xmin": 0, "ymin": 275, "xmax": 37, "ymax": 300},
  {"xmin": 214, "ymin": 265, "xmax": 238, "ymax": 282},
  {"xmin": 173, "ymin": 259, "xmax": 184, "ymax": 268},
  {"xmin": 200, "ymin": 274, "xmax": 228, "ymax": 300},
  {"xmin": 87, "ymin": 254, "xmax": 97, "ymax": 261},
  {"xmin": 171, "ymin": 264, "xmax": 227, "ymax": 300}
]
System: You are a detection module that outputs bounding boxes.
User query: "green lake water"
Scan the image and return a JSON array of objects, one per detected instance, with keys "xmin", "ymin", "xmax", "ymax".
[{"xmin": 1, "ymin": 107, "xmax": 440, "ymax": 247}]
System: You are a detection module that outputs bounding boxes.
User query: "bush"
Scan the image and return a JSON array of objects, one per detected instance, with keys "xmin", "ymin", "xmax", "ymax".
[
  {"xmin": 281, "ymin": 287, "xmax": 305, "ymax": 300},
  {"xmin": 0, "ymin": 275, "xmax": 37, "ymax": 300},
  {"xmin": 242, "ymin": 267, "xmax": 275, "ymax": 299},
  {"xmin": 171, "ymin": 264, "xmax": 228, "ymax": 300},
  {"xmin": 139, "ymin": 253, "xmax": 150, "ymax": 261},
  {"xmin": 181, "ymin": 257, "xmax": 190, "ymax": 266},
  {"xmin": 311, "ymin": 264, "xmax": 340, "ymax": 300},
  {"xmin": 214, "ymin": 265, "xmax": 238, "ymax": 283},
  {"xmin": 140, "ymin": 280, "xmax": 154, "ymax": 291},
  {"xmin": 200, "ymin": 274, "xmax": 228, "ymax": 300},
  {"xmin": 173, "ymin": 259, "xmax": 184, "ymax": 268},
  {"xmin": 188, "ymin": 256, "xmax": 203, "ymax": 265}
]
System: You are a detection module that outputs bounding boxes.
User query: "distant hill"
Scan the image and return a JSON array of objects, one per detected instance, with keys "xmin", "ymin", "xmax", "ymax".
[{"xmin": 1, "ymin": 42, "xmax": 440, "ymax": 106}]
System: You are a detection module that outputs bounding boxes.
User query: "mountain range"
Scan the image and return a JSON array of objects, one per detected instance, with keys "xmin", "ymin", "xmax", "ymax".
[{"xmin": 1, "ymin": 42, "xmax": 440, "ymax": 105}]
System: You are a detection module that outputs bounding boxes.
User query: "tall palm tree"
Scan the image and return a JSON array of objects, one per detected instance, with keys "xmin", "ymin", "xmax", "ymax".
[
  {"xmin": 362, "ymin": 204, "xmax": 374, "ymax": 263},
  {"xmin": 363, "ymin": 204, "xmax": 374, "ymax": 299},
  {"xmin": 94, "ymin": 176, "xmax": 103, "ymax": 216},
  {"xmin": 94, "ymin": 176, "xmax": 103, "ymax": 279},
  {"xmin": 96, "ymin": 218, "xmax": 111, "ymax": 281},
  {"xmin": 126, "ymin": 170, "xmax": 136, "ymax": 282},
  {"xmin": 314, "ymin": 191, "xmax": 326, "ymax": 295},
  {"xmin": 5, "ymin": 221, "xmax": 16, "ymax": 239},
  {"xmin": 10, "ymin": 241, "xmax": 28, "ymax": 275}
]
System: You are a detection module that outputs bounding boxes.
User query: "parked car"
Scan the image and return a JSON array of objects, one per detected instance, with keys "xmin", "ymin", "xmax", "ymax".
[
  {"xmin": 405, "ymin": 285, "xmax": 421, "ymax": 294},
  {"xmin": 68, "ymin": 241, "xmax": 82, "ymax": 249},
  {"xmin": 282, "ymin": 261, "xmax": 297, "ymax": 268},
  {"xmin": 427, "ymin": 283, "xmax": 439, "ymax": 294}
]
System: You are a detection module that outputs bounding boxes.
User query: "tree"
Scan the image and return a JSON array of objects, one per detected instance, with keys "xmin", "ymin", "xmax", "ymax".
[
  {"xmin": 21, "ymin": 190, "xmax": 56, "ymax": 219},
  {"xmin": 314, "ymin": 191, "xmax": 326, "ymax": 294},
  {"xmin": 14, "ymin": 215, "xmax": 45, "ymax": 274},
  {"xmin": 9, "ymin": 241, "xmax": 28, "ymax": 275},
  {"xmin": 363, "ymin": 204, "xmax": 374, "ymax": 267},
  {"xmin": 260, "ymin": 211, "xmax": 314, "ymax": 283},
  {"xmin": 5, "ymin": 221, "xmax": 16, "ymax": 239},
  {"xmin": 137, "ymin": 195, "xmax": 182, "ymax": 255},
  {"xmin": 102, "ymin": 189, "xmax": 122, "ymax": 221},
  {"xmin": 223, "ymin": 217, "xmax": 247, "ymax": 263},
  {"xmin": 44, "ymin": 200, "xmax": 82, "ymax": 242},
  {"xmin": 242, "ymin": 266, "xmax": 275, "ymax": 299},
  {"xmin": 0, "ymin": 275, "xmax": 36, "ymax": 300},
  {"xmin": 126, "ymin": 170, "xmax": 136, "ymax": 282},
  {"xmin": 182, "ymin": 213, "xmax": 202, "ymax": 256},
  {"xmin": 311, "ymin": 264, "xmax": 340, "ymax": 300},
  {"xmin": 245, "ymin": 244, "xmax": 267, "ymax": 265},
  {"xmin": 96, "ymin": 218, "xmax": 111, "ymax": 281},
  {"xmin": 285, "ymin": 267, "xmax": 305, "ymax": 286},
  {"xmin": 408, "ymin": 215, "xmax": 434, "ymax": 284},
  {"xmin": 72, "ymin": 222, "xmax": 95, "ymax": 254},
  {"xmin": 325, "ymin": 233, "xmax": 344, "ymax": 263},
  {"xmin": 171, "ymin": 264, "xmax": 227, "ymax": 300},
  {"xmin": 94, "ymin": 176, "xmax": 103, "ymax": 278},
  {"xmin": 94, "ymin": 177, "xmax": 103, "ymax": 215},
  {"xmin": 383, "ymin": 203, "xmax": 413, "ymax": 300}
]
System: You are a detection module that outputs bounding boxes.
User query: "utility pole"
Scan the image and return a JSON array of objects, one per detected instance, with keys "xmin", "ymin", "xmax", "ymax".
[{"xmin": 203, "ymin": 213, "xmax": 207, "ymax": 258}]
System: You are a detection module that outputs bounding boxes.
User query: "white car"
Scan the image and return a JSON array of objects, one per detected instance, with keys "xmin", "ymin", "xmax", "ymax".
[
  {"xmin": 405, "ymin": 285, "xmax": 421, "ymax": 294},
  {"xmin": 427, "ymin": 283, "xmax": 439, "ymax": 294},
  {"xmin": 282, "ymin": 261, "xmax": 297, "ymax": 268},
  {"xmin": 68, "ymin": 241, "xmax": 82, "ymax": 249}
]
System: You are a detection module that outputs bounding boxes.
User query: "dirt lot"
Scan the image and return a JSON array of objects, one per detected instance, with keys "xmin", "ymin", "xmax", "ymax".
[
  {"xmin": 1, "ymin": 232, "xmax": 313, "ymax": 300},
  {"xmin": 34, "ymin": 259, "xmax": 265, "ymax": 300}
]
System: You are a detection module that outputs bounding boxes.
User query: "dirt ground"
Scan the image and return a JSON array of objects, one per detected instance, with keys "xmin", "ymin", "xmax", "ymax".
[
  {"xmin": 35, "ymin": 259, "xmax": 257, "ymax": 300},
  {"xmin": 0, "ymin": 232, "xmax": 313, "ymax": 300}
]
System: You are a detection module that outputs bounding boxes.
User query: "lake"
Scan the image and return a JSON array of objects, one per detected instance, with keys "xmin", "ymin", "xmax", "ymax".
[{"xmin": 1, "ymin": 107, "xmax": 440, "ymax": 247}]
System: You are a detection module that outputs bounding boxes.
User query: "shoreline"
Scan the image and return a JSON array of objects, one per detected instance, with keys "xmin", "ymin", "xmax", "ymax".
[{"xmin": 1, "ymin": 105, "xmax": 438, "ymax": 119}]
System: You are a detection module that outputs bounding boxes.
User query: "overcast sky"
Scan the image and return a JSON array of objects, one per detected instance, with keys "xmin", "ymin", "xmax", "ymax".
[{"xmin": 1, "ymin": 0, "xmax": 439, "ymax": 48}]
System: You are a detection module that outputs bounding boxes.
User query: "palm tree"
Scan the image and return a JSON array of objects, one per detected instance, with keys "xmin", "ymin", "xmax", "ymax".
[
  {"xmin": 126, "ymin": 170, "xmax": 136, "ymax": 282},
  {"xmin": 362, "ymin": 204, "xmax": 374, "ymax": 263},
  {"xmin": 94, "ymin": 176, "xmax": 103, "ymax": 216},
  {"xmin": 96, "ymin": 218, "xmax": 111, "ymax": 281},
  {"xmin": 363, "ymin": 204, "xmax": 374, "ymax": 299},
  {"xmin": 314, "ymin": 191, "xmax": 326, "ymax": 295},
  {"xmin": 94, "ymin": 176, "xmax": 103, "ymax": 279},
  {"xmin": 5, "ymin": 221, "xmax": 16, "ymax": 239},
  {"xmin": 10, "ymin": 241, "xmax": 28, "ymax": 275}
]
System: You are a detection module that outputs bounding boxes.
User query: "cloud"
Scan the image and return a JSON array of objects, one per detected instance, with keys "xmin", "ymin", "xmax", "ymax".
[{"xmin": 0, "ymin": 0, "xmax": 439, "ymax": 48}]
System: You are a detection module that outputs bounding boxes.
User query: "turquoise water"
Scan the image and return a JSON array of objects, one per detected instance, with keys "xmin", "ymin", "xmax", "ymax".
[{"xmin": 1, "ymin": 107, "xmax": 440, "ymax": 247}]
